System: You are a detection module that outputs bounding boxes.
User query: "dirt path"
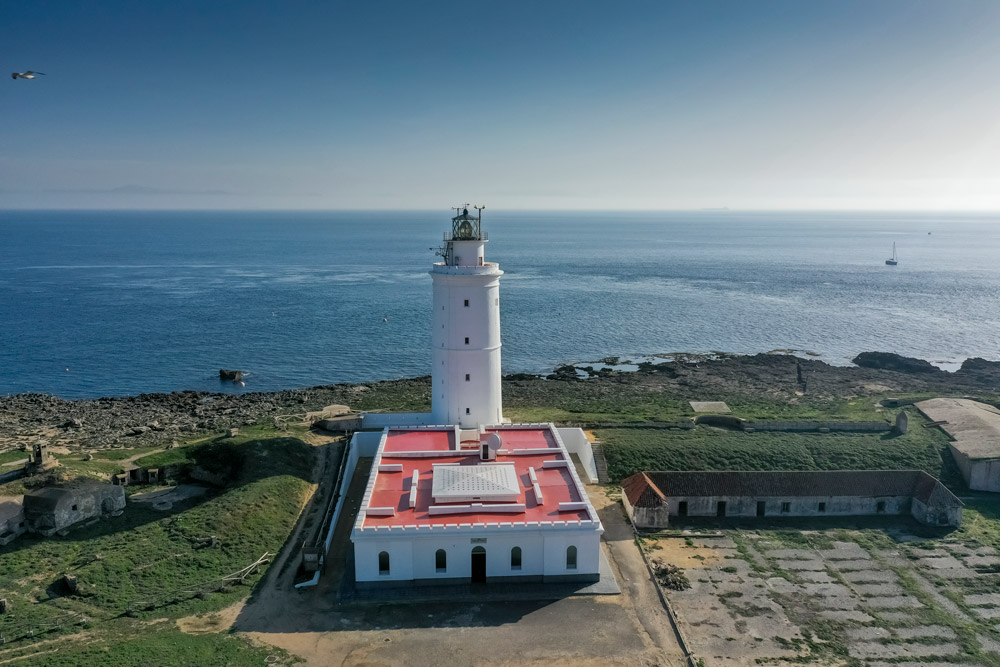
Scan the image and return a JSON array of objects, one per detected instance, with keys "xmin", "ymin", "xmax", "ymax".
[{"xmin": 587, "ymin": 485, "xmax": 685, "ymax": 661}]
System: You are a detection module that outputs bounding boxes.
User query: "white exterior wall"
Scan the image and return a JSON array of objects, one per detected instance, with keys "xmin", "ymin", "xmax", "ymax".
[
  {"xmin": 557, "ymin": 428, "xmax": 598, "ymax": 483},
  {"xmin": 430, "ymin": 257, "xmax": 503, "ymax": 429},
  {"xmin": 969, "ymin": 458, "xmax": 1000, "ymax": 493},
  {"xmin": 666, "ymin": 495, "xmax": 913, "ymax": 517},
  {"xmin": 353, "ymin": 526, "xmax": 599, "ymax": 583}
]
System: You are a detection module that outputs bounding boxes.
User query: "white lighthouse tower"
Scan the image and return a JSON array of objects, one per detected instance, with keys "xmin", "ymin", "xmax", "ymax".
[{"xmin": 430, "ymin": 205, "xmax": 503, "ymax": 428}]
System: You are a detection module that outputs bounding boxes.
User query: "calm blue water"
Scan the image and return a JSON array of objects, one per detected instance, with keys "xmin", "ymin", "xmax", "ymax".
[{"xmin": 2, "ymin": 210, "xmax": 999, "ymax": 398}]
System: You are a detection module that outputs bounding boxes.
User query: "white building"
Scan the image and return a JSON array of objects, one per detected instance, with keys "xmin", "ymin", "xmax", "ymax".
[
  {"xmin": 351, "ymin": 424, "xmax": 603, "ymax": 586},
  {"xmin": 349, "ymin": 207, "xmax": 603, "ymax": 586}
]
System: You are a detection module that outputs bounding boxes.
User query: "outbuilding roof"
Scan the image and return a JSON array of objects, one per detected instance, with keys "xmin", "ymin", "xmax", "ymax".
[
  {"xmin": 916, "ymin": 398, "xmax": 1000, "ymax": 461},
  {"xmin": 624, "ymin": 470, "xmax": 962, "ymax": 509}
]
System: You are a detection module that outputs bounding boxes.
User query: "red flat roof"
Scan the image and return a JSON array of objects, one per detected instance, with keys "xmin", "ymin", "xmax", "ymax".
[
  {"xmin": 361, "ymin": 427, "xmax": 592, "ymax": 528},
  {"xmin": 383, "ymin": 429, "xmax": 454, "ymax": 452}
]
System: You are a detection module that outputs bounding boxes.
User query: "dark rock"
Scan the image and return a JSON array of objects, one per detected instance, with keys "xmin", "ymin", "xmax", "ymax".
[
  {"xmin": 61, "ymin": 417, "xmax": 83, "ymax": 429},
  {"xmin": 219, "ymin": 369, "xmax": 243, "ymax": 382},
  {"xmin": 852, "ymin": 352, "xmax": 941, "ymax": 374}
]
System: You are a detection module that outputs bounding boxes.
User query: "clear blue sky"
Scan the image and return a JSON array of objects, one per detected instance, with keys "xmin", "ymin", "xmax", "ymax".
[{"xmin": 4, "ymin": 1, "xmax": 1000, "ymax": 210}]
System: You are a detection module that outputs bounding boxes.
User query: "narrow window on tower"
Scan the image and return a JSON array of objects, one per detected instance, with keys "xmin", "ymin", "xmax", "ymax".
[
  {"xmin": 465, "ymin": 337, "xmax": 469, "ymax": 345},
  {"xmin": 464, "ymin": 299, "xmax": 469, "ymax": 307},
  {"xmin": 465, "ymin": 374, "xmax": 470, "ymax": 381},
  {"xmin": 466, "ymin": 408, "xmax": 471, "ymax": 415}
]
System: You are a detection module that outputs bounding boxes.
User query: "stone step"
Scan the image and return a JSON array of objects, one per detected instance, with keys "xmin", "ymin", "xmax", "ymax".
[{"xmin": 590, "ymin": 443, "xmax": 610, "ymax": 484}]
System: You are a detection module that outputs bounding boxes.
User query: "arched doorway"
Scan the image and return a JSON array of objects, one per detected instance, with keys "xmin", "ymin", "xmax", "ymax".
[{"xmin": 471, "ymin": 546, "xmax": 486, "ymax": 583}]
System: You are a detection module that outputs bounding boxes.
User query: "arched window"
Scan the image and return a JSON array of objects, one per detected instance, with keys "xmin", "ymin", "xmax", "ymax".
[
  {"xmin": 435, "ymin": 549, "xmax": 447, "ymax": 573},
  {"xmin": 378, "ymin": 551, "xmax": 390, "ymax": 576},
  {"xmin": 511, "ymin": 546, "xmax": 522, "ymax": 571},
  {"xmin": 566, "ymin": 545, "xmax": 577, "ymax": 570}
]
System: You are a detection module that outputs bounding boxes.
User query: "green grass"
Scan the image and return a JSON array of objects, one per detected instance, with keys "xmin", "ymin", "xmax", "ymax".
[
  {"xmin": 503, "ymin": 374, "xmax": 894, "ymax": 425},
  {"xmin": 958, "ymin": 499, "xmax": 1000, "ymax": 551},
  {"xmin": 89, "ymin": 447, "xmax": 163, "ymax": 461},
  {"xmin": 0, "ymin": 449, "xmax": 29, "ymax": 465},
  {"xmin": 6, "ymin": 624, "xmax": 299, "ymax": 666},
  {"xmin": 598, "ymin": 414, "xmax": 956, "ymax": 484},
  {"xmin": 0, "ymin": 427, "xmax": 316, "ymax": 639}
]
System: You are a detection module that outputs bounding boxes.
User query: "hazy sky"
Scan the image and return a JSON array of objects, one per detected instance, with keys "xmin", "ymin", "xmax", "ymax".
[{"xmin": 4, "ymin": 1, "xmax": 1000, "ymax": 210}]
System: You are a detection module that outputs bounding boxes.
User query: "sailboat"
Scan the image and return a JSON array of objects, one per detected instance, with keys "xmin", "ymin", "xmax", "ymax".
[{"xmin": 885, "ymin": 242, "xmax": 898, "ymax": 266}]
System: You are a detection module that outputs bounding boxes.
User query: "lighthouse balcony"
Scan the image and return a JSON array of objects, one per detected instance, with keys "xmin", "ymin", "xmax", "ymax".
[
  {"xmin": 431, "ymin": 262, "xmax": 502, "ymax": 275},
  {"xmin": 444, "ymin": 231, "xmax": 488, "ymax": 242}
]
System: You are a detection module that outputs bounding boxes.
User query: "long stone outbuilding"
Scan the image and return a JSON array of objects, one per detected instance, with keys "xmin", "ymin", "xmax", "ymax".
[{"xmin": 622, "ymin": 470, "xmax": 963, "ymax": 529}]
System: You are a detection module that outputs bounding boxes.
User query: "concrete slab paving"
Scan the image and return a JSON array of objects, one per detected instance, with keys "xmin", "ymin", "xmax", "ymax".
[
  {"xmin": 827, "ymin": 559, "xmax": 879, "ymax": 571},
  {"xmin": 689, "ymin": 401, "xmax": 730, "ymax": 413},
  {"xmin": 964, "ymin": 555, "xmax": 1000, "ymax": 567},
  {"xmin": 964, "ymin": 593, "xmax": 1000, "ymax": 606},
  {"xmin": 878, "ymin": 611, "xmax": 917, "ymax": 623},
  {"xmin": 864, "ymin": 595, "xmax": 923, "ymax": 609},
  {"xmin": 850, "ymin": 641, "xmax": 960, "ymax": 659},
  {"xmin": 852, "ymin": 582, "xmax": 906, "ymax": 597},
  {"xmin": 846, "ymin": 626, "xmax": 890, "ymax": 640},
  {"xmin": 820, "ymin": 610, "xmax": 875, "ymax": 623},
  {"xmin": 764, "ymin": 549, "xmax": 816, "ymax": 559},
  {"xmin": 775, "ymin": 559, "xmax": 825, "ymax": 571},
  {"xmin": 841, "ymin": 570, "xmax": 898, "ymax": 583},
  {"xmin": 894, "ymin": 625, "xmax": 956, "ymax": 640}
]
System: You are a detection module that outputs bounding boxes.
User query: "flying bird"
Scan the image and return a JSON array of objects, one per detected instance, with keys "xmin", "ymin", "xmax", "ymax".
[{"xmin": 12, "ymin": 71, "xmax": 45, "ymax": 80}]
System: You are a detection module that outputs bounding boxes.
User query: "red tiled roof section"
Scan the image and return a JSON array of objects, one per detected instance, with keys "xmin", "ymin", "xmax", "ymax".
[{"xmin": 623, "ymin": 472, "xmax": 666, "ymax": 508}]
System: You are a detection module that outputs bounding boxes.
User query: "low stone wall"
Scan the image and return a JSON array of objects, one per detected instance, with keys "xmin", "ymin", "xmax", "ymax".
[
  {"xmin": 693, "ymin": 415, "xmax": 890, "ymax": 433},
  {"xmin": 743, "ymin": 421, "xmax": 890, "ymax": 433}
]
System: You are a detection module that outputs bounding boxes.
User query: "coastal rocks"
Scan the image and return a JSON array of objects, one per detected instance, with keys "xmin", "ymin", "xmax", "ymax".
[
  {"xmin": 955, "ymin": 357, "xmax": 1000, "ymax": 388},
  {"xmin": 219, "ymin": 369, "xmax": 243, "ymax": 382},
  {"xmin": 852, "ymin": 352, "xmax": 941, "ymax": 374}
]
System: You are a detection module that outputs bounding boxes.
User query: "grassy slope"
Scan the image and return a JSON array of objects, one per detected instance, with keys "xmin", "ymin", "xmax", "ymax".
[
  {"xmin": 598, "ymin": 413, "xmax": 959, "ymax": 484},
  {"xmin": 0, "ymin": 425, "xmax": 315, "ymax": 650},
  {"xmin": 503, "ymin": 376, "xmax": 967, "ymax": 486},
  {"xmin": 7, "ymin": 626, "xmax": 297, "ymax": 667}
]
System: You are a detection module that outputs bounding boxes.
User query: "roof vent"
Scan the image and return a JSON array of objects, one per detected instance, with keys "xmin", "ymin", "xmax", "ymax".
[{"xmin": 480, "ymin": 433, "xmax": 502, "ymax": 461}]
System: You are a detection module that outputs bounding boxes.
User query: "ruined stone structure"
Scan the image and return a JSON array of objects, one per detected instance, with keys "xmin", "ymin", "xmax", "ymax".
[
  {"xmin": 622, "ymin": 470, "xmax": 963, "ymax": 529},
  {"xmin": 0, "ymin": 496, "xmax": 26, "ymax": 546},
  {"xmin": 25, "ymin": 442, "xmax": 57, "ymax": 475},
  {"xmin": 22, "ymin": 481, "xmax": 126, "ymax": 537}
]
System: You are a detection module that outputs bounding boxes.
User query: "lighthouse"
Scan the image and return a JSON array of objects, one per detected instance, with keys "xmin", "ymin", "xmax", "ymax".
[{"xmin": 430, "ymin": 205, "xmax": 503, "ymax": 428}]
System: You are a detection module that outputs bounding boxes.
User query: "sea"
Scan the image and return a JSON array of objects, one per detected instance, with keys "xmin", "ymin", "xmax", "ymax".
[{"xmin": 2, "ymin": 210, "xmax": 999, "ymax": 399}]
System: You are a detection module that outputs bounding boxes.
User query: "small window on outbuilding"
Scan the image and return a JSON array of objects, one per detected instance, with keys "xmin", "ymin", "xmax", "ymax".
[
  {"xmin": 818, "ymin": 502, "xmax": 826, "ymax": 513},
  {"xmin": 781, "ymin": 502, "xmax": 791, "ymax": 513},
  {"xmin": 566, "ymin": 545, "xmax": 577, "ymax": 570},
  {"xmin": 465, "ymin": 337, "xmax": 470, "ymax": 344},
  {"xmin": 465, "ymin": 374, "xmax": 470, "ymax": 381},
  {"xmin": 378, "ymin": 551, "xmax": 390, "ymax": 576},
  {"xmin": 464, "ymin": 299, "xmax": 469, "ymax": 307},
  {"xmin": 876, "ymin": 501, "xmax": 886, "ymax": 513},
  {"xmin": 511, "ymin": 546, "xmax": 522, "ymax": 570},
  {"xmin": 435, "ymin": 549, "xmax": 447, "ymax": 573},
  {"xmin": 466, "ymin": 407, "xmax": 471, "ymax": 415}
]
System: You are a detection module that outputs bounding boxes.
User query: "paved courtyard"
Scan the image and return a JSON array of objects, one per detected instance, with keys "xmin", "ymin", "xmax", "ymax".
[{"xmin": 651, "ymin": 526, "xmax": 1000, "ymax": 665}]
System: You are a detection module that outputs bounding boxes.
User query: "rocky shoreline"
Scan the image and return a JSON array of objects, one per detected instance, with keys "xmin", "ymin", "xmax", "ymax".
[{"xmin": 1, "ymin": 352, "xmax": 998, "ymax": 453}]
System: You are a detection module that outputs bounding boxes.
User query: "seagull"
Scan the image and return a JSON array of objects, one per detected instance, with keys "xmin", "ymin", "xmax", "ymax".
[{"xmin": 12, "ymin": 71, "xmax": 45, "ymax": 80}]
